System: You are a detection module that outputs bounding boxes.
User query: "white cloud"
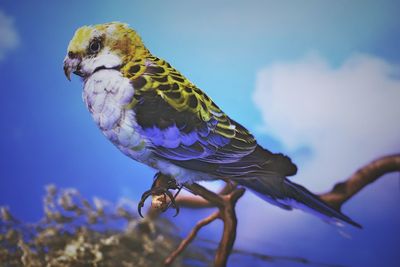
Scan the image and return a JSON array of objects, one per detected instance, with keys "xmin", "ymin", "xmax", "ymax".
[
  {"xmin": 0, "ymin": 10, "xmax": 19, "ymax": 61},
  {"xmin": 253, "ymin": 53, "xmax": 400, "ymax": 191},
  {"xmin": 231, "ymin": 53, "xmax": 400, "ymax": 247}
]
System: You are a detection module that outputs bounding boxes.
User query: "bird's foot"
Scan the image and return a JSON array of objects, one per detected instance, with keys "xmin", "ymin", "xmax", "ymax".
[{"xmin": 137, "ymin": 173, "xmax": 182, "ymax": 218}]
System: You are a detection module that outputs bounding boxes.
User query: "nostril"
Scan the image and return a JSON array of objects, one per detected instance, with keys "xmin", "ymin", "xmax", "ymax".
[{"xmin": 68, "ymin": 51, "xmax": 77, "ymax": 59}]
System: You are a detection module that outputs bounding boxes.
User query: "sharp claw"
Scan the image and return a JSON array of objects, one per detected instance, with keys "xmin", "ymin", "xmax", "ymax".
[
  {"xmin": 165, "ymin": 190, "xmax": 180, "ymax": 217},
  {"xmin": 165, "ymin": 190, "xmax": 175, "ymax": 207},
  {"xmin": 138, "ymin": 174, "xmax": 182, "ymax": 218},
  {"xmin": 137, "ymin": 190, "xmax": 153, "ymax": 218},
  {"xmin": 173, "ymin": 205, "xmax": 180, "ymax": 217},
  {"xmin": 172, "ymin": 185, "xmax": 183, "ymax": 217},
  {"xmin": 137, "ymin": 203, "xmax": 144, "ymax": 218}
]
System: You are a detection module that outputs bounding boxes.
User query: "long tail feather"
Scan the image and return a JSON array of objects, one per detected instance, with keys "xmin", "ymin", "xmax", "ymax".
[
  {"xmin": 283, "ymin": 179, "xmax": 361, "ymax": 228},
  {"xmin": 238, "ymin": 177, "xmax": 362, "ymax": 228}
]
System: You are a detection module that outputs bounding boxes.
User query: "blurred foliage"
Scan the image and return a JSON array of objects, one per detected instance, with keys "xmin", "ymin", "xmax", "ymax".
[
  {"xmin": 0, "ymin": 185, "xmax": 210, "ymax": 267},
  {"xmin": 0, "ymin": 185, "xmax": 344, "ymax": 267}
]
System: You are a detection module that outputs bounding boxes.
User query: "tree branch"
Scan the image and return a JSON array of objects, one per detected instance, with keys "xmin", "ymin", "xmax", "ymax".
[
  {"xmin": 164, "ymin": 211, "xmax": 220, "ymax": 266},
  {"xmin": 174, "ymin": 183, "xmax": 234, "ymax": 209},
  {"xmin": 319, "ymin": 154, "xmax": 400, "ymax": 211},
  {"xmin": 163, "ymin": 183, "xmax": 245, "ymax": 267},
  {"xmin": 215, "ymin": 186, "xmax": 244, "ymax": 267},
  {"xmin": 161, "ymin": 154, "xmax": 400, "ymax": 267}
]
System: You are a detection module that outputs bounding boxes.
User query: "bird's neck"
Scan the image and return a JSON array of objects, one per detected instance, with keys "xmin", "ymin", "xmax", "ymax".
[{"xmin": 121, "ymin": 47, "xmax": 150, "ymax": 64}]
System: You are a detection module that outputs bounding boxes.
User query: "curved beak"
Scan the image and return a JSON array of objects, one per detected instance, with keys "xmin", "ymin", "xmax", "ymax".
[{"xmin": 63, "ymin": 55, "xmax": 82, "ymax": 81}]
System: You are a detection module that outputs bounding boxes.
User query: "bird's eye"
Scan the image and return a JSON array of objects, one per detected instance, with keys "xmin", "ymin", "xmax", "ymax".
[{"xmin": 89, "ymin": 40, "xmax": 101, "ymax": 53}]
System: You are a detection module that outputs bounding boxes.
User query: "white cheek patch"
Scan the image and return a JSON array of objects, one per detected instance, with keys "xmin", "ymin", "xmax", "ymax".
[{"xmin": 80, "ymin": 48, "xmax": 122, "ymax": 75}]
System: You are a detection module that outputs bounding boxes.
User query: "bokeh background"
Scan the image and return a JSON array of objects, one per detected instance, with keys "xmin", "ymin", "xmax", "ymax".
[{"xmin": 1, "ymin": 1, "xmax": 399, "ymax": 266}]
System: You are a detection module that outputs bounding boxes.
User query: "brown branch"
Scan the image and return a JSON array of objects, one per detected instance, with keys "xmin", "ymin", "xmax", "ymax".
[
  {"xmin": 164, "ymin": 211, "xmax": 220, "ymax": 266},
  {"xmin": 174, "ymin": 195, "xmax": 212, "ymax": 208},
  {"xmin": 162, "ymin": 154, "xmax": 400, "ymax": 267},
  {"xmin": 164, "ymin": 183, "xmax": 245, "ymax": 267},
  {"xmin": 319, "ymin": 154, "xmax": 400, "ymax": 211},
  {"xmin": 174, "ymin": 183, "xmax": 235, "ymax": 208},
  {"xmin": 215, "ymin": 186, "xmax": 244, "ymax": 266}
]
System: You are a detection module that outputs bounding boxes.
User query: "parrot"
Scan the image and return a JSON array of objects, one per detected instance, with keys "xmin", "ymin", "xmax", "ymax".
[{"xmin": 63, "ymin": 22, "xmax": 360, "ymax": 228}]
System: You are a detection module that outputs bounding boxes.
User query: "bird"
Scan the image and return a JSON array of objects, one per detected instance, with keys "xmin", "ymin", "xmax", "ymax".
[{"xmin": 63, "ymin": 22, "xmax": 361, "ymax": 228}]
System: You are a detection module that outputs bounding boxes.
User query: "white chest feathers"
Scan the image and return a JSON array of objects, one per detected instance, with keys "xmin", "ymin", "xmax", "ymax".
[{"xmin": 83, "ymin": 69, "xmax": 149, "ymax": 160}]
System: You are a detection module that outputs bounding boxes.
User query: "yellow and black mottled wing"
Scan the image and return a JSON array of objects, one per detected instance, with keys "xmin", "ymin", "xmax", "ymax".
[
  {"xmin": 122, "ymin": 56, "xmax": 296, "ymax": 178},
  {"xmin": 122, "ymin": 56, "xmax": 247, "ymax": 139}
]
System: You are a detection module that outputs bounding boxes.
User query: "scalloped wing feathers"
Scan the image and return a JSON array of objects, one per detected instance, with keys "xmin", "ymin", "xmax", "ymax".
[{"xmin": 122, "ymin": 56, "xmax": 297, "ymax": 179}]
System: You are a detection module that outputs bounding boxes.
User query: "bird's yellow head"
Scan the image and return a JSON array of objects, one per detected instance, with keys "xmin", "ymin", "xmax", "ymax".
[{"xmin": 63, "ymin": 22, "xmax": 148, "ymax": 80}]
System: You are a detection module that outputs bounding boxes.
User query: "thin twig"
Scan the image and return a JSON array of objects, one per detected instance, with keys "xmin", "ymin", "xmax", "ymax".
[
  {"xmin": 166, "ymin": 183, "xmax": 244, "ymax": 267},
  {"xmin": 164, "ymin": 211, "xmax": 220, "ymax": 266}
]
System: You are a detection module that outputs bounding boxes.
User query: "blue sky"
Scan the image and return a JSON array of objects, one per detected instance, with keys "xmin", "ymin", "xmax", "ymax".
[{"xmin": 1, "ymin": 1, "xmax": 399, "ymax": 266}]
